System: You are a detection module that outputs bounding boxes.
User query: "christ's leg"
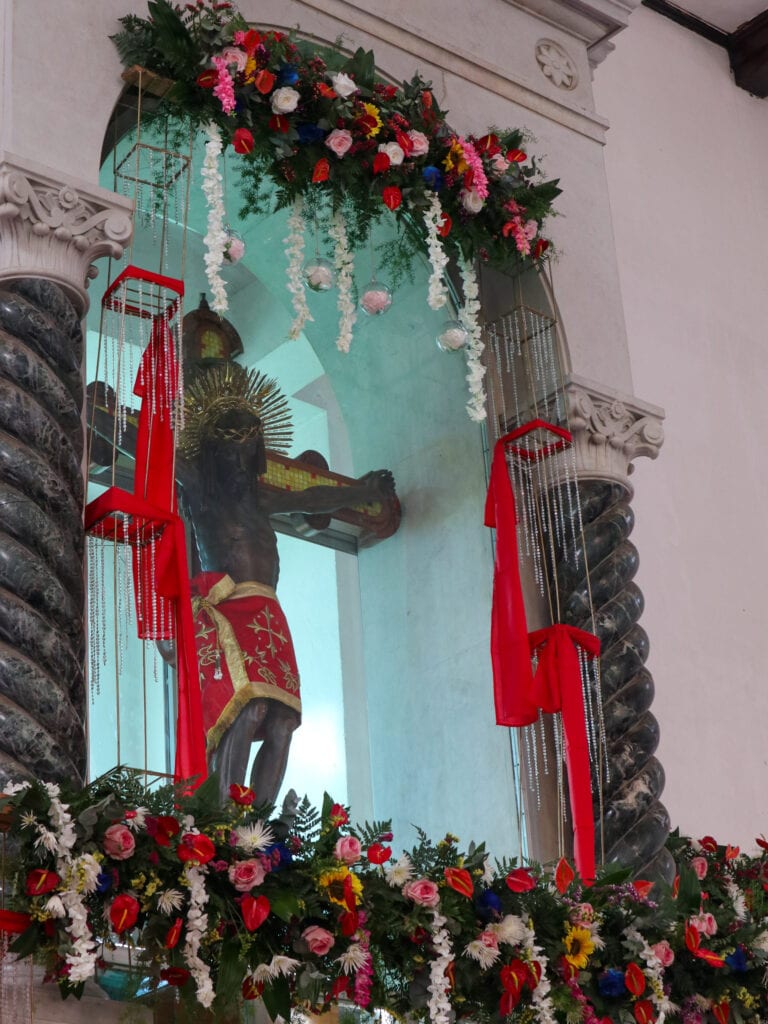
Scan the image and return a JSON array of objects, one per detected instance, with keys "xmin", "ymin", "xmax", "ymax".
[
  {"xmin": 249, "ymin": 702, "xmax": 300, "ymax": 807},
  {"xmin": 210, "ymin": 699, "xmax": 270, "ymax": 804}
]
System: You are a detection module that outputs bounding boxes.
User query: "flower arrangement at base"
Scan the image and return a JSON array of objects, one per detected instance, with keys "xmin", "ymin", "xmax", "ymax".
[
  {"xmin": 111, "ymin": 0, "xmax": 561, "ymax": 417},
  {"xmin": 4, "ymin": 771, "xmax": 768, "ymax": 1024}
]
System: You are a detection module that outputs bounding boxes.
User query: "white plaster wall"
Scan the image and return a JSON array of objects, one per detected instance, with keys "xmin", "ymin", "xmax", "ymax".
[{"xmin": 593, "ymin": 7, "xmax": 768, "ymax": 849}]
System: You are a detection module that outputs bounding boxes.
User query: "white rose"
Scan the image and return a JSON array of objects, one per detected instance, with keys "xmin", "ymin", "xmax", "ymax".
[
  {"xmin": 331, "ymin": 72, "xmax": 358, "ymax": 98},
  {"xmin": 270, "ymin": 87, "xmax": 300, "ymax": 114},
  {"xmin": 460, "ymin": 188, "xmax": 484, "ymax": 214},
  {"xmin": 378, "ymin": 141, "xmax": 405, "ymax": 166}
]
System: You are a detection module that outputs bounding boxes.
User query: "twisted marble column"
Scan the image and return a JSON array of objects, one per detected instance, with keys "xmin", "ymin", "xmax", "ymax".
[
  {"xmin": 551, "ymin": 381, "xmax": 673, "ymax": 882},
  {"xmin": 0, "ymin": 155, "xmax": 132, "ymax": 787}
]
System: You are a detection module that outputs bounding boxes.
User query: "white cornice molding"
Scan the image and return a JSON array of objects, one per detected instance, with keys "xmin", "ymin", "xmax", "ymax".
[
  {"xmin": 0, "ymin": 152, "xmax": 133, "ymax": 314},
  {"xmin": 506, "ymin": 0, "xmax": 642, "ymax": 64}
]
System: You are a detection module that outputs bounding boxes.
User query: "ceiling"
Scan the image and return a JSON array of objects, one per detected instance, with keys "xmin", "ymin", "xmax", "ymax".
[{"xmin": 673, "ymin": 0, "xmax": 765, "ymax": 32}]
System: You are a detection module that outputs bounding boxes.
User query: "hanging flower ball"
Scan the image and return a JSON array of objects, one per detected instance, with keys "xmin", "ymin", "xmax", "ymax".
[
  {"xmin": 436, "ymin": 319, "xmax": 469, "ymax": 351},
  {"xmin": 223, "ymin": 227, "xmax": 245, "ymax": 265},
  {"xmin": 303, "ymin": 257, "xmax": 335, "ymax": 292},
  {"xmin": 360, "ymin": 281, "xmax": 392, "ymax": 316}
]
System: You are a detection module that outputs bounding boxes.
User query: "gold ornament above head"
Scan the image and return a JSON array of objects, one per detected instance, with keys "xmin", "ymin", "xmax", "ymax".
[{"xmin": 178, "ymin": 363, "xmax": 293, "ymax": 458}]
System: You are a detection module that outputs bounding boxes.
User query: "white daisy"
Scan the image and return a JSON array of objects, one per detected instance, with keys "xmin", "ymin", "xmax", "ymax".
[{"xmin": 157, "ymin": 888, "xmax": 186, "ymax": 914}]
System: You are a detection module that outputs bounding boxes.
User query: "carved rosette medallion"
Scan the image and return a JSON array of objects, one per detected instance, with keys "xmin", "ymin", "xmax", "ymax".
[
  {"xmin": 535, "ymin": 39, "xmax": 578, "ymax": 91},
  {"xmin": 0, "ymin": 154, "xmax": 133, "ymax": 313}
]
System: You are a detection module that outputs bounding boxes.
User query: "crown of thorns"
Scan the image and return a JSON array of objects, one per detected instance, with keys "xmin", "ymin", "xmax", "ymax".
[{"xmin": 178, "ymin": 364, "xmax": 293, "ymax": 458}]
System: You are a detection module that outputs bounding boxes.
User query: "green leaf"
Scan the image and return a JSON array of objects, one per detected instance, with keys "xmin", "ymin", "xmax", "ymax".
[
  {"xmin": 269, "ymin": 888, "xmax": 301, "ymax": 922},
  {"xmin": 262, "ymin": 976, "xmax": 291, "ymax": 1021}
]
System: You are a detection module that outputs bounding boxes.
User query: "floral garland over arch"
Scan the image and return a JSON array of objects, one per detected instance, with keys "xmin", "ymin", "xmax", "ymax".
[
  {"xmin": 3, "ymin": 773, "xmax": 768, "ymax": 1022},
  {"xmin": 112, "ymin": 0, "xmax": 561, "ymax": 419}
]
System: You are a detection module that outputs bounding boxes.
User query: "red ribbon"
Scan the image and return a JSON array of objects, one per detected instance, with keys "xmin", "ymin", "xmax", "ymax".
[
  {"xmin": 528, "ymin": 624, "xmax": 600, "ymax": 883},
  {"xmin": 0, "ymin": 909, "xmax": 31, "ymax": 935}
]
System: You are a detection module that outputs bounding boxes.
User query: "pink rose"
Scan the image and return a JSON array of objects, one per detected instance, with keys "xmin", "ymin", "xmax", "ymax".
[
  {"xmin": 402, "ymin": 878, "xmax": 440, "ymax": 907},
  {"xmin": 325, "ymin": 128, "xmax": 353, "ymax": 158},
  {"xmin": 651, "ymin": 940, "xmax": 674, "ymax": 967},
  {"xmin": 690, "ymin": 912, "xmax": 717, "ymax": 936},
  {"xmin": 691, "ymin": 856, "xmax": 708, "ymax": 880},
  {"xmin": 229, "ymin": 859, "xmax": 267, "ymax": 892},
  {"xmin": 220, "ymin": 46, "xmax": 247, "ymax": 71},
  {"xmin": 334, "ymin": 836, "xmax": 362, "ymax": 865},
  {"xmin": 407, "ymin": 130, "xmax": 429, "ymax": 157},
  {"xmin": 103, "ymin": 824, "xmax": 136, "ymax": 861},
  {"xmin": 302, "ymin": 925, "xmax": 335, "ymax": 955},
  {"xmin": 490, "ymin": 152, "xmax": 509, "ymax": 175},
  {"xmin": 479, "ymin": 930, "xmax": 499, "ymax": 949}
]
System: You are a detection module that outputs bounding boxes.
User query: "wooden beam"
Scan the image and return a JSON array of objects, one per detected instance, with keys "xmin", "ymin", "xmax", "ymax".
[{"xmin": 729, "ymin": 8, "xmax": 768, "ymax": 98}]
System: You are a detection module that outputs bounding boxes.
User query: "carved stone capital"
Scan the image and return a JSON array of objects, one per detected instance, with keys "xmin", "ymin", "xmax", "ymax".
[
  {"xmin": 0, "ymin": 152, "xmax": 133, "ymax": 314},
  {"xmin": 564, "ymin": 374, "xmax": 665, "ymax": 493}
]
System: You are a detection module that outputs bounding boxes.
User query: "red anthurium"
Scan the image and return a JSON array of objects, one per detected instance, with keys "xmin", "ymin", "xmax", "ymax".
[
  {"xmin": 712, "ymin": 1001, "xmax": 730, "ymax": 1024},
  {"xmin": 269, "ymin": 115, "xmax": 290, "ymax": 133},
  {"xmin": 329, "ymin": 976, "xmax": 351, "ymax": 1000},
  {"xmin": 241, "ymin": 894, "xmax": 270, "ymax": 931},
  {"xmin": 632, "ymin": 880, "xmax": 654, "ymax": 899},
  {"xmin": 196, "ymin": 69, "xmax": 218, "ymax": 88},
  {"xmin": 242, "ymin": 975, "xmax": 264, "ymax": 1000},
  {"xmin": 527, "ymin": 960, "xmax": 542, "ymax": 989},
  {"xmin": 559, "ymin": 956, "xmax": 578, "ymax": 981},
  {"xmin": 463, "ymin": 168, "xmax": 475, "ymax": 191},
  {"xmin": 554, "ymin": 857, "xmax": 575, "ymax": 894},
  {"xmin": 373, "ymin": 153, "xmax": 391, "ymax": 175},
  {"xmin": 533, "ymin": 238, "xmax": 550, "ymax": 259},
  {"xmin": 476, "ymin": 133, "xmax": 501, "ymax": 156},
  {"xmin": 625, "ymin": 962, "xmax": 646, "ymax": 996},
  {"xmin": 232, "ymin": 129, "xmax": 254, "ymax": 155},
  {"xmin": 165, "ymin": 917, "xmax": 183, "ymax": 949},
  {"xmin": 501, "ymin": 959, "xmax": 530, "ymax": 995},
  {"xmin": 502, "ymin": 221, "xmax": 517, "ymax": 238},
  {"xmin": 312, "ymin": 158, "xmax": 330, "ymax": 183},
  {"xmin": 229, "ymin": 783, "xmax": 256, "ymax": 805},
  {"xmin": 444, "ymin": 960, "xmax": 455, "ymax": 990},
  {"xmin": 25, "ymin": 869, "xmax": 60, "ymax": 896},
  {"xmin": 160, "ymin": 966, "xmax": 190, "ymax": 987},
  {"xmin": 437, "ymin": 212, "xmax": 452, "ymax": 237},
  {"xmin": 499, "ymin": 989, "xmax": 522, "ymax": 1015},
  {"xmin": 254, "ymin": 69, "xmax": 276, "ymax": 94},
  {"xmin": 672, "ymin": 875, "xmax": 680, "ymax": 898},
  {"xmin": 396, "ymin": 130, "xmax": 414, "ymax": 156},
  {"xmin": 367, "ymin": 843, "xmax": 392, "ymax": 864},
  {"xmin": 634, "ymin": 1000, "xmax": 656, "ymax": 1024},
  {"xmin": 330, "ymin": 803, "xmax": 349, "ymax": 827},
  {"xmin": 685, "ymin": 923, "xmax": 701, "ymax": 953},
  {"xmin": 178, "ymin": 833, "xmax": 216, "ymax": 865},
  {"xmin": 695, "ymin": 948, "xmax": 725, "ymax": 968},
  {"xmin": 240, "ymin": 29, "xmax": 262, "ymax": 55},
  {"xmin": 444, "ymin": 867, "xmax": 474, "ymax": 898},
  {"xmin": 316, "ymin": 82, "xmax": 337, "ymax": 99},
  {"xmin": 339, "ymin": 910, "xmax": 359, "ymax": 937},
  {"xmin": 699, "ymin": 836, "xmax": 718, "ymax": 853},
  {"xmin": 756, "ymin": 835, "xmax": 768, "ymax": 851},
  {"xmin": 506, "ymin": 867, "xmax": 536, "ymax": 893},
  {"xmin": 506, "ymin": 148, "xmax": 527, "ymax": 162},
  {"xmin": 342, "ymin": 874, "xmax": 358, "ymax": 912},
  {"xmin": 725, "ymin": 845, "xmax": 740, "ymax": 861},
  {"xmin": 110, "ymin": 894, "xmax": 140, "ymax": 934},
  {"xmin": 147, "ymin": 814, "xmax": 180, "ymax": 847},
  {"xmin": 382, "ymin": 186, "xmax": 402, "ymax": 211}
]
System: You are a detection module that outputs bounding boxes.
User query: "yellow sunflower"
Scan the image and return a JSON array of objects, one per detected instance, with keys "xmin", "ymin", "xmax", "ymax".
[
  {"xmin": 318, "ymin": 866, "xmax": 363, "ymax": 907},
  {"xmin": 443, "ymin": 140, "xmax": 469, "ymax": 175},
  {"xmin": 360, "ymin": 102, "xmax": 383, "ymax": 137},
  {"xmin": 563, "ymin": 925, "xmax": 595, "ymax": 970}
]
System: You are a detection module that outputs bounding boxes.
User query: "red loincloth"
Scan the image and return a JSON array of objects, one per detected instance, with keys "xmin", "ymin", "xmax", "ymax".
[{"xmin": 191, "ymin": 572, "xmax": 301, "ymax": 754}]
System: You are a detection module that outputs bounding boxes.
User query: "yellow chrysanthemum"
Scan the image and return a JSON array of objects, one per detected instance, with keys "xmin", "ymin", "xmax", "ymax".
[
  {"xmin": 360, "ymin": 102, "xmax": 383, "ymax": 137},
  {"xmin": 318, "ymin": 866, "xmax": 363, "ymax": 906},
  {"xmin": 563, "ymin": 925, "xmax": 595, "ymax": 969},
  {"xmin": 443, "ymin": 140, "xmax": 468, "ymax": 176}
]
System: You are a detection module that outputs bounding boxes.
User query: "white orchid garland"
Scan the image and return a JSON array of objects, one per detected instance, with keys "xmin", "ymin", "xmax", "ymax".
[
  {"xmin": 284, "ymin": 198, "xmax": 313, "ymax": 339},
  {"xmin": 423, "ymin": 192, "xmax": 449, "ymax": 310},
  {"xmin": 183, "ymin": 861, "xmax": 215, "ymax": 1008},
  {"xmin": 427, "ymin": 909, "xmax": 454, "ymax": 1024},
  {"xmin": 523, "ymin": 922, "xmax": 558, "ymax": 1024},
  {"xmin": 624, "ymin": 924, "xmax": 676, "ymax": 1023},
  {"xmin": 201, "ymin": 123, "xmax": 229, "ymax": 314},
  {"xmin": 328, "ymin": 210, "xmax": 357, "ymax": 352},
  {"xmin": 459, "ymin": 259, "xmax": 487, "ymax": 421}
]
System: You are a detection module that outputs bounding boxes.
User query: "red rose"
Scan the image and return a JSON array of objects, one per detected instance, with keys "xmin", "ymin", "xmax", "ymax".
[
  {"xmin": 443, "ymin": 867, "xmax": 473, "ymax": 898},
  {"xmin": 160, "ymin": 966, "xmax": 190, "ymax": 987},
  {"xmin": 505, "ymin": 867, "xmax": 536, "ymax": 893},
  {"xmin": 367, "ymin": 843, "xmax": 391, "ymax": 864},
  {"xmin": 178, "ymin": 833, "xmax": 216, "ymax": 865},
  {"xmin": 382, "ymin": 186, "xmax": 402, "ymax": 211},
  {"xmin": 25, "ymin": 869, "xmax": 60, "ymax": 896},
  {"xmin": 110, "ymin": 894, "xmax": 140, "ymax": 934},
  {"xmin": 241, "ymin": 893, "xmax": 270, "ymax": 931},
  {"xmin": 165, "ymin": 918, "xmax": 183, "ymax": 949},
  {"xmin": 373, "ymin": 153, "xmax": 390, "ymax": 175},
  {"xmin": 312, "ymin": 158, "xmax": 330, "ymax": 183},
  {"xmin": 232, "ymin": 129, "xmax": 254, "ymax": 155}
]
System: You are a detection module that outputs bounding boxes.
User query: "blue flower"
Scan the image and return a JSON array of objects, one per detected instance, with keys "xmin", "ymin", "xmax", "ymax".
[
  {"xmin": 265, "ymin": 842, "xmax": 292, "ymax": 872},
  {"xmin": 96, "ymin": 871, "xmax": 114, "ymax": 894},
  {"xmin": 297, "ymin": 124, "xmax": 327, "ymax": 145},
  {"xmin": 277, "ymin": 64, "xmax": 299, "ymax": 86},
  {"xmin": 475, "ymin": 889, "xmax": 502, "ymax": 921},
  {"xmin": 598, "ymin": 969, "xmax": 627, "ymax": 998},
  {"xmin": 422, "ymin": 165, "xmax": 444, "ymax": 191},
  {"xmin": 725, "ymin": 946, "xmax": 748, "ymax": 972}
]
